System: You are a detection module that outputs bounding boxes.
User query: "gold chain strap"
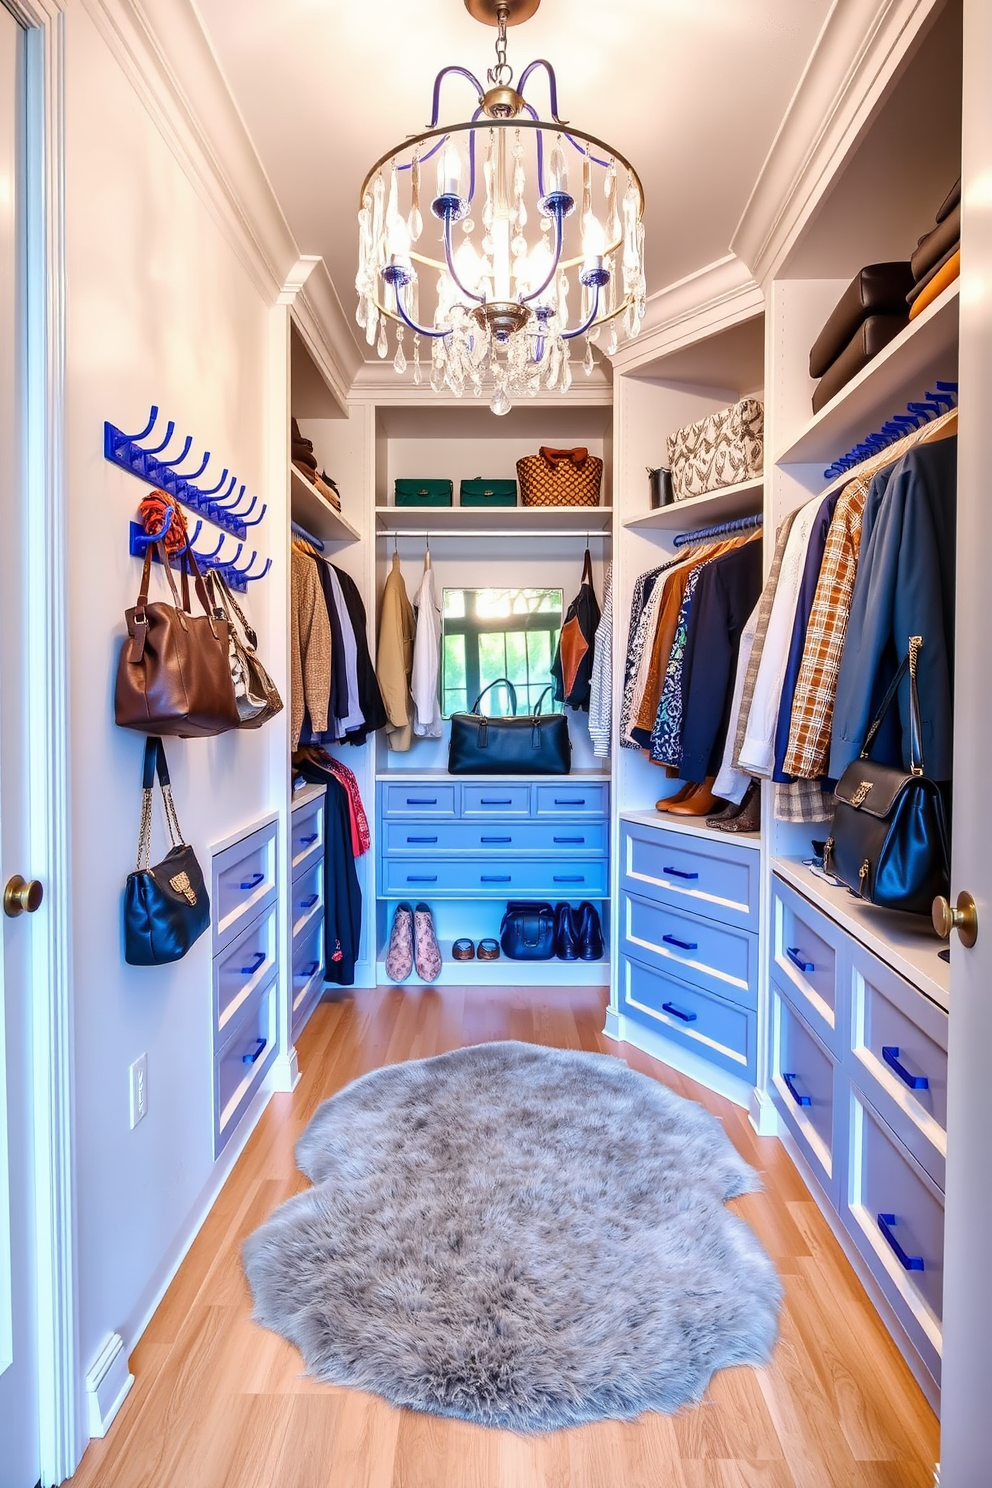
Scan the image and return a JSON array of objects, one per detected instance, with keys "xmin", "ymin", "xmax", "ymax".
[{"xmin": 136, "ymin": 787, "xmax": 154, "ymax": 872}]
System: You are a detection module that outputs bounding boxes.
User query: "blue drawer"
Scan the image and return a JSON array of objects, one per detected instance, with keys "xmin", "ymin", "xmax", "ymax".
[
  {"xmin": 620, "ymin": 821, "xmax": 758, "ymax": 930},
  {"xmin": 842, "ymin": 1084, "xmax": 944, "ymax": 1384},
  {"xmin": 382, "ymin": 783, "xmax": 456, "ymax": 817},
  {"xmin": 620, "ymin": 890, "xmax": 757, "ymax": 1008},
  {"xmin": 620, "ymin": 953, "xmax": 756, "ymax": 1082},
  {"xmin": 770, "ymin": 984, "xmax": 842, "ymax": 1207},
  {"xmin": 381, "ymin": 856, "xmax": 609, "ymax": 899},
  {"xmin": 534, "ymin": 782, "xmax": 608, "ymax": 817},
  {"xmin": 770, "ymin": 875, "xmax": 844, "ymax": 1053},
  {"xmin": 381, "ymin": 819, "xmax": 609, "ymax": 856},
  {"xmin": 461, "ymin": 784, "xmax": 531, "ymax": 816}
]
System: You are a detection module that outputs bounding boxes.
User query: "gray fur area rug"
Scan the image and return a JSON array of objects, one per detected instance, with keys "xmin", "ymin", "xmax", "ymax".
[{"xmin": 243, "ymin": 1042, "xmax": 781, "ymax": 1432}]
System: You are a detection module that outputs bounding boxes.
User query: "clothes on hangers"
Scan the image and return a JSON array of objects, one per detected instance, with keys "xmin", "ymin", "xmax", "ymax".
[
  {"xmin": 376, "ymin": 552, "xmax": 416, "ymax": 752},
  {"xmin": 588, "ymin": 562, "xmax": 613, "ymax": 758},
  {"xmin": 291, "ymin": 546, "xmax": 331, "ymax": 750},
  {"xmin": 412, "ymin": 554, "xmax": 443, "ymax": 738},
  {"xmin": 292, "ymin": 750, "xmax": 364, "ymax": 986},
  {"xmin": 552, "ymin": 549, "xmax": 601, "ymax": 712},
  {"xmin": 619, "ymin": 559, "xmax": 682, "ymax": 746},
  {"xmin": 332, "ymin": 566, "xmax": 387, "ymax": 745},
  {"xmin": 295, "ymin": 746, "xmax": 370, "ymax": 857}
]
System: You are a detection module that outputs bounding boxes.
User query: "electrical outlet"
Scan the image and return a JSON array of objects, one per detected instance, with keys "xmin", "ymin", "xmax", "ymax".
[{"xmin": 129, "ymin": 1054, "xmax": 148, "ymax": 1128}]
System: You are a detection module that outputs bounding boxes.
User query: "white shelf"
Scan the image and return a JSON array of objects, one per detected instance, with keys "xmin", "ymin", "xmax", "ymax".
[
  {"xmin": 291, "ymin": 465, "xmax": 361, "ymax": 544},
  {"xmin": 776, "ymin": 279, "xmax": 960, "ymax": 467},
  {"xmin": 290, "ymin": 780, "xmax": 326, "ymax": 809},
  {"xmin": 376, "ymin": 944, "xmax": 611, "ymax": 988},
  {"xmin": 619, "ymin": 808, "xmax": 761, "ymax": 850},
  {"xmin": 623, "ymin": 478, "xmax": 763, "ymax": 533},
  {"xmin": 773, "ymin": 857, "xmax": 949, "ymax": 1012},
  {"xmin": 374, "ymin": 505, "xmax": 612, "ymax": 535},
  {"xmin": 376, "ymin": 768, "xmax": 610, "ymax": 782}
]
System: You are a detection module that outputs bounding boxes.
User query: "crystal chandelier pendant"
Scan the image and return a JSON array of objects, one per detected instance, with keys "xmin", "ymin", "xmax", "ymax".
[{"xmin": 355, "ymin": 0, "xmax": 646, "ymax": 413}]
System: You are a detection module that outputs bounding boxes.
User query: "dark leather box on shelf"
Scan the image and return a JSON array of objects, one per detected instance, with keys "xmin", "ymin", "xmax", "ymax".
[
  {"xmin": 459, "ymin": 478, "xmax": 517, "ymax": 507},
  {"xmin": 911, "ymin": 204, "xmax": 961, "ymax": 285},
  {"xmin": 811, "ymin": 313, "xmax": 909, "ymax": 415},
  {"xmin": 935, "ymin": 176, "xmax": 960, "ymax": 224},
  {"xmin": 394, "ymin": 479, "xmax": 453, "ymax": 507},
  {"xmin": 809, "ymin": 263, "xmax": 915, "ymax": 379}
]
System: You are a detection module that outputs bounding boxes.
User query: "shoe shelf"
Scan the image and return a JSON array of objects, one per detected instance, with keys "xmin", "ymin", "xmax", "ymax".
[
  {"xmin": 622, "ymin": 478, "xmax": 763, "ymax": 534},
  {"xmin": 375, "ymin": 942, "xmax": 611, "ymax": 989},
  {"xmin": 775, "ymin": 279, "xmax": 960, "ymax": 467},
  {"xmin": 619, "ymin": 809, "xmax": 761, "ymax": 849},
  {"xmin": 291, "ymin": 464, "xmax": 361, "ymax": 543}
]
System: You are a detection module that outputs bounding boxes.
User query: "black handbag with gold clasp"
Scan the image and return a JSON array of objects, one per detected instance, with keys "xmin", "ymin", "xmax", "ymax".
[
  {"xmin": 826, "ymin": 636, "xmax": 950, "ymax": 915},
  {"xmin": 123, "ymin": 736, "xmax": 210, "ymax": 965}
]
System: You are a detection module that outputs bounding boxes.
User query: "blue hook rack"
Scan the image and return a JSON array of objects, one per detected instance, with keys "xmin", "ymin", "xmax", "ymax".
[
  {"xmin": 106, "ymin": 405, "xmax": 269, "ymax": 541},
  {"xmin": 128, "ymin": 521, "xmax": 254, "ymax": 593},
  {"xmin": 823, "ymin": 382, "xmax": 958, "ymax": 480}
]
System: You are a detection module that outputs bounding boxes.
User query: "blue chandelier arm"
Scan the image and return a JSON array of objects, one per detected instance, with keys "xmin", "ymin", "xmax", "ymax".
[
  {"xmin": 563, "ymin": 132, "xmax": 611, "ymax": 169},
  {"xmin": 561, "ymin": 280, "xmax": 604, "ymax": 341},
  {"xmin": 396, "ymin": 135, "xmax": 448, "ymax": 172},
  {"xmin": 517, "ymin": 60, "xmax": 568, "ymax": 125},
  {"xmin": 429, "ymin": 66, "xmax": 486, "ymax": 128},
  {"xmin": 442, "ymin": 208, "xmax": 484, "ymax": 303},
  {"xmin": 519, "ymin": 200, "xmax": 566, "ymax": 305},
  {"xmin": 385, "ymin": 274, "xmax": 449, "ymax": 339}
]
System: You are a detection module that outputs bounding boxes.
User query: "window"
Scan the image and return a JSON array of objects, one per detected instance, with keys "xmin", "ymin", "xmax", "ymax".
[{"xmin": 441, "ymin": 587, "xmax": 563, "ymax": 718}]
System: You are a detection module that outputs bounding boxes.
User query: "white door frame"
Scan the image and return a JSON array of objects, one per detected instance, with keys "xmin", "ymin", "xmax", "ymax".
[{"xmin": 5, "ymin": 0, "xmax": 76, "ymax": 1481}]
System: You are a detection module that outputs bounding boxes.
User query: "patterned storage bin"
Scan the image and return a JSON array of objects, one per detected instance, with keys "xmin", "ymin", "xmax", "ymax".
[{"xmin": 666, "ymin": 398, "xmax": 764, "ymax": 501}]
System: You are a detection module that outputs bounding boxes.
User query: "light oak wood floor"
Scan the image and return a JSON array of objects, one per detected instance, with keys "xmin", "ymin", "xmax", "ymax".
[{"xmin": 66, "ymin": 985, "xmax": 939, "ymax": 1488}]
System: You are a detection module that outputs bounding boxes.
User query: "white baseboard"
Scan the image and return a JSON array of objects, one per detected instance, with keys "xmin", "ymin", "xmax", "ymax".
[
  {"xmin": 602, "ymin": 1005, "xmax": 622, "ymax": 1042},
  {"xmin": 749, "ymin": 1084, "xmax": 780, "ymax": 1137},
  {"xmin": 267, "ymin": 1047, "xmax": 300, "ymax": 1093},
  {"xmin": 83, "ymin": 1333, "xmax": 133, "ymax": 1438}
]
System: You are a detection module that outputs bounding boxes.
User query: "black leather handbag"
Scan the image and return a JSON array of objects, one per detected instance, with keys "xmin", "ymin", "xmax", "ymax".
[
  {"xmin": 448, "ymin": 678, "xmax": 571, "ymax": 776},
  {"xmin": 500, "ymin": 901, "xmax": 556, "ymax": 960},
  {"xmin": 124, "ymin": 736, "xmax": 210, "ymax": 965},
  {"xmin": 826, "ymin": 637, "xmax": 950, "ymax": 915}
]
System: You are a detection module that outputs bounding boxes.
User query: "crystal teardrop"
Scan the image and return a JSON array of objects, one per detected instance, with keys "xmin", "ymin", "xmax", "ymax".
[
  {"xmin": 412, "ymin": 334, "xmax": 422, "ymax": 385},
  {"xmin": 377, "ymin": 319, "xmax": 388, "ymax": 358},
  {"xmin": 393, "ymin": 327, "xmax": 407, "ymax": 374},
  {"xmin": 583, "ymin": 339, "xmax": 595, "ymax": 376}
]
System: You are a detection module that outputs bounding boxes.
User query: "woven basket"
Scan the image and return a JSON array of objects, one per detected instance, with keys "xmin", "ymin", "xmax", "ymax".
[{"xmin": 516, "ymin": 447, "xmax": 603, "ymax": 507}]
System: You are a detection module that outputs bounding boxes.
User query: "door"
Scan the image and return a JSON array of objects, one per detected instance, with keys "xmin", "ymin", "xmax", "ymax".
[
  {"xmin": 939, "ymin": 3, "xmax": 992, "ymax": 1481},
  {"xmin": 0, "ymin": 7, "xmax": 41, "ymax": 1486}
]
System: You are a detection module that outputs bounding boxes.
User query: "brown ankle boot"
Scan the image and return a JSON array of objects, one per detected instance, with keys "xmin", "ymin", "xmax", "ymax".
[
  {"xmin": 655, "ymin": 782, "xmax": 695, "ymax": 812},
  {"xmin": 666, "ymin": 777, "xmax": 724, "ymax": 816}
]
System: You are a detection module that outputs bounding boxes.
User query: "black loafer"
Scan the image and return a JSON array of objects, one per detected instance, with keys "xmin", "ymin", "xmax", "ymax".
[
  {"xmin": 577, "ymin": 902, "xmax": 605, "ymax": 960},
  {"xmin": 554, "ymin": 902, "xmax": 579, "ymax": 959}
]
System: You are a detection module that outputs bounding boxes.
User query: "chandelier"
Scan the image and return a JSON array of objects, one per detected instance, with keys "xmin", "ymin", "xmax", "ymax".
[{"xmin": 355, "ymin": 0, "xmax": 646, "ymax": 414}]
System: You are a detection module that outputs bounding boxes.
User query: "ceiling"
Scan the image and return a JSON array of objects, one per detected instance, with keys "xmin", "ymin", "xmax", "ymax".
[{"xmin": 194, "ymin": 0, "xmax": 831, "ymax": 360}]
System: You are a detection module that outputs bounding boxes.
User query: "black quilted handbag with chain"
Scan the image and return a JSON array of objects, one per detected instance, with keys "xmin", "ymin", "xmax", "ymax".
[
  {"xmin": 826, "ymin": 636, "xmax": 950, "ymax": 914},
  {"xmin": 123, "ymin": 737, "xmax": 210, "ymax": 965}
]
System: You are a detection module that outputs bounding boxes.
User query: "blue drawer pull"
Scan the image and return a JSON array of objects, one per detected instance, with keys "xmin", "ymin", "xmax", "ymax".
[
  {"xmin": 481, "ymin": 874, "xmax": 511, "ymax": 883},
  {"xmin": 481, "ymin": 836, "xmax": 512, "ymax": 843},
  {"xmin": 877, "ymin": 1213, "xmax": 925, "ymax": 1271},
  {"xmin": 242, "ymin": 1038, "xmax": 267, "ymax": 1066},
  {"xmin": 787, "ymin": 946, "xmax": 815, "ymax": 973},
  {"xmin": 300, "ymin": 961, "xmax": 319, "ymax": 978},
  {"xmin": 299, "ymin": 833, "xmax": 319, "ymax": 847},
  {"xmin": 782, "ymin": 1072, "xmax": 812, "ymax": 1107},
  {"xmin": 663, "ymin": 865, "xmax": 699, "ymax": 880},
  {"xmin": 240, "ymin": 951, "xmax": 266, "ymax": 976},
  {"xmin": 299, "ymin": 894, "xmax": 319, "ymax": 909},
  {"xmin": 662, "ymin": 933, "xmax": 697, "ymax": 951},
  {"xmin": 554, "ymin": 875, "xmax": 584, "ymax": 883},
  {"xmin": 239, "ymin": 871, "xmax": 264, "ymax": 890},
  {"xmin": 407, "ymin": 836, "xmax": 438, "ymax": 844},
  {"xmin": 555, "ymin": 797, "xmax": 586, "ymax": 806},
  {"xmin": 406, "ymin": 797, "xmax": 437, "ymax": 805},
  {"xmin": 407, "ymin": 875, "xmax": 437, "ymax": 882},
  {"xmin": 662, "ymin": 1000, "xmax": 697, "ymax": 1023},
  {"xmin": 555, "ymin": 835, "xmax": 585, "ymax": 844},
  {"xmin": 882, "ymin": 1046, "xmax": 929, "ymax": 1091},
  {"xmin": 481, "ymin": 797, "xmax": 513, "ymax": 805}
]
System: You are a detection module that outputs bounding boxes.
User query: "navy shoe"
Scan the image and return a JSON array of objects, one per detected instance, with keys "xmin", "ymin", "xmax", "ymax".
[
  {"xmin": 576, "ymin": 902, "xmax": 604, "ymax": 960},
  {"xmin": 554, "ymin": 902, "xmax": 579, "ymax": 960}
]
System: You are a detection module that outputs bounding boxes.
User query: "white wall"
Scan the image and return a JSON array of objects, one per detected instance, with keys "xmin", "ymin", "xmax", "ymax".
[{"xmin": 64, "ymin": 2, "xmax": 282, "ymax": 1391}]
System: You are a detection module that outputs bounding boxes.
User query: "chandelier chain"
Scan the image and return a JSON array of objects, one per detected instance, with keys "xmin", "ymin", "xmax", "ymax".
[{"xmin": 487, "ymin": 3, "xmax": 514, "ymax": 87}]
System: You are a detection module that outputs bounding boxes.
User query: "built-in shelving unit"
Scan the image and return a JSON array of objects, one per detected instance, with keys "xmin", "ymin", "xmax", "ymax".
[
  {"xmin": 619, "ymin": 808, "xmax": 760, "ymax": 849},
  {"xmin": 776, "ymin": 280, "xmax": 960, "ymax": 467},
  {"xmin": 623, "ymin": 478, "xmax": 763, "ymax": 533},
  {"xmin": 374, "ymin": 504, "xmax": 612, "ymax": 535},
  {"xmin": 291, "ymin": 465, "xmax": 361, "ymax": 543}
]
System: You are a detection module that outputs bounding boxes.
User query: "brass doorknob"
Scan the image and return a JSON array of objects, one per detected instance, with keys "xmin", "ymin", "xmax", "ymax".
[
  {"xmin": 932, "ymin": 891, "xmax": 978, "ymax": 948},
  {"xmin": 3, "ymin": 876, "xmax": 43, "ymax": 918}
]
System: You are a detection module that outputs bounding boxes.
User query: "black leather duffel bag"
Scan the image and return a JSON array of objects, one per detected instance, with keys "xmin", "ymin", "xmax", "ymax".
[{"xmin": 448, "ymin": 678, "xmax": 570, "ymax": 775}]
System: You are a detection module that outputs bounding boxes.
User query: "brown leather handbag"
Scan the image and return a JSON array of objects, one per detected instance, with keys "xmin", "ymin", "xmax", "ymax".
[
  {"xmin": 516, "ymin": 447, "xmax": 603, "ymax": 507},
  {"xmin": 115, "ymin": 540, "xmax": 241, "ymax": 737}
]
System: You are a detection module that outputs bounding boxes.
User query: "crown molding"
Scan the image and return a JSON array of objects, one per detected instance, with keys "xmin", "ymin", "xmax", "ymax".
[
  {"xmin": 731, "ymin": 0, "xmax": 943, "ymax": 284},
  {"xmin": 349, "ymin": 359, "xmax": 614, "ymax": 406},
  {"xmin": 282, "ymin": 257, "xmax": 362, "ymax": 417},
  {"xmin": 607, "ymin": 255, "xmax": 764, "ymax": 375}
]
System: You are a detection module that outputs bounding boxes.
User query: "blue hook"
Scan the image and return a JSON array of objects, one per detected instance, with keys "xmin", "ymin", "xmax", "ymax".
[
  {"xmin": 172, "ymin": 518, "xmax": 203, "ymax": 557},
  {"xmin": 216, "ymin": 480, "xmax": 244, "ymax": 510},
  {"xmin": 242, "ymin": 556, "xmax": 272, "ymax": 583},
  {"xmin": 143, "ymin": 419, "xmax": 176, "ymax": 457},
  {"xmin": 241, "ymin": 501, "xmax": 267, "ymax": 528},
  {"xmin": 229, "ymin": 547, "xmax": 258, "ymax": 576},
  {"xmin": 230, "ymin": 493, "xmax": 257, "ymax": 520},
  {"xmin": 198, "ymin": 466, "xmax": 230, "ymax": 498},
  {"xmin": 193, "ymin": 531, "xmax": 227, "ymax": 562},
  {"xmin": 125, "ymin": 405, "xmax": 159, "ymax": 443},
  {"xmin": 159, "ymin": 433, "xmax": 193, "ymax": 470},
  {"xmin": 131, "ymin": 505, "xmax": 175, "ymax": 547},
  {"xmin": 180, "ymin": 448, "xmax": 211, "ymax": 482}
]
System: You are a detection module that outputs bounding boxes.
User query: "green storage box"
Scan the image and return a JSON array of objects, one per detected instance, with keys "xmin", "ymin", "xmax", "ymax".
[
  {"xmin": 395, "ymin": 479, "xmax": 453, "ymax": 507},
  {"xmin": 459, "ymin": 478, "xmax": 518, "ymax": 507}
]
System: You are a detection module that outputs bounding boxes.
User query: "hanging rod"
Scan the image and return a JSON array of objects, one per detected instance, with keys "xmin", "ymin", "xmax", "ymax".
[
  {"xmin": 291, "ymin": 519, "xmax": 325, "ymax": 552},
  {"xmin": 673, "ymin": 512, "xmax": 763, "ymax": 549},
  {"xmin": 822, "ymin": 381, "xmax": 958, "ymax": 481}
]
